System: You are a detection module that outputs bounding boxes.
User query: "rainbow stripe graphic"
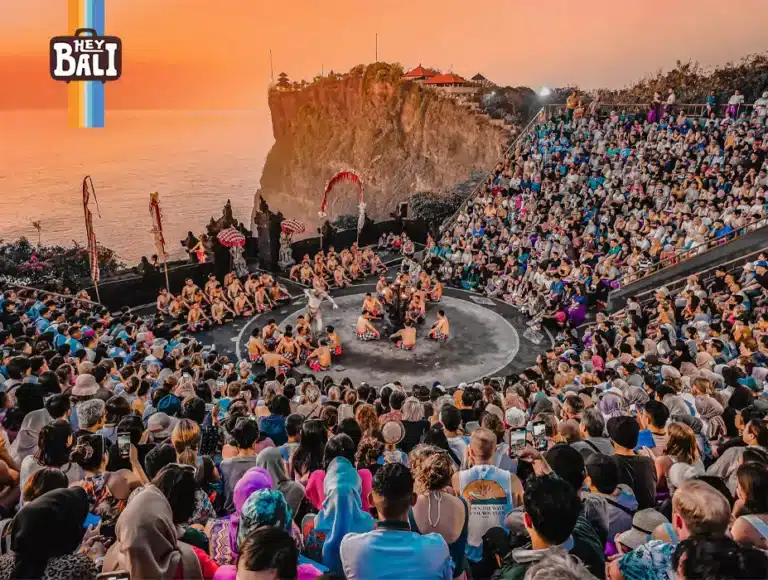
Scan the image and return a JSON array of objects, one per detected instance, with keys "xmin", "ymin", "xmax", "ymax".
[{"xmin": 67, "ymin": 0, "xmax": 106, "ymax": 128}]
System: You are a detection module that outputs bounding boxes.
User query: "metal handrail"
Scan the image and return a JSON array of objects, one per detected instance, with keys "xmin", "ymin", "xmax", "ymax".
[
  {"xmin": 618, "ymin": 215, "xmax": 768, "ymax": 288},
  {"xmin": 542, "ymin": 102, "xmax": 755, "ymax": 114},
  {"xmin": 441, "ymin": 106, "xmax": 545, "ymax": 232}
]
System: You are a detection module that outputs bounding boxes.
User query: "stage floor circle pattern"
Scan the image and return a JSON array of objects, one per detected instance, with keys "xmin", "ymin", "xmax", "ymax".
[{"xmin": 229, "ymin": 286, "xmax": 528, "ymax": 387}]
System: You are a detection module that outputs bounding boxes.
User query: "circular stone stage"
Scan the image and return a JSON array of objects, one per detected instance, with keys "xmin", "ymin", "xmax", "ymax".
[{"xmin": 201, "ymin": 281, "xmax": 552, "ymax": 388}]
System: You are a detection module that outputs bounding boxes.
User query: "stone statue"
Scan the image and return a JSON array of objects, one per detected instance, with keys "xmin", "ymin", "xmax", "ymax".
[
  {"xmin": 231, "ymin": 245, "xmax": 249, "ymax": 278},
  {"xmin": 278, "ymin": 231, "xmax": 295, "ymax": 269}
]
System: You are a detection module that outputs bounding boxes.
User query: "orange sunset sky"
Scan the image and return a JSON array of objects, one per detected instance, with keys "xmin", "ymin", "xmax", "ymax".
[{"xmin": 2, "ymin": 0, "xmax": 768, "ymax": 111}]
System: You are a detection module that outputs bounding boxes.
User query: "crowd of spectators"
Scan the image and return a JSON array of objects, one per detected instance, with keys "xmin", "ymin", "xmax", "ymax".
[
  {"xmin": 3, "ymin": 243, "xmax": 768, "ymax": 579},
  {"xmin": 424, "ymin": 89, "xmax": 768, "ymax": 335},
  {"xmin": 1, "ymin": 89, "xmax": 768, "ymax": 580}
]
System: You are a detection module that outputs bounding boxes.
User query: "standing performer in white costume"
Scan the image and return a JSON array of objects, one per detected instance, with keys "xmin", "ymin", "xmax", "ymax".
[{"xmin": 304, "ymin": 288, "xmax": 338, "ymax": 334}]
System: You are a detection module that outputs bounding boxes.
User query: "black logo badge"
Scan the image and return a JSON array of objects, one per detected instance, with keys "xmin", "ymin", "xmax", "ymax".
[{"xmin": 50, "ymin": 28, "xmax": 122, "ymax": 83}]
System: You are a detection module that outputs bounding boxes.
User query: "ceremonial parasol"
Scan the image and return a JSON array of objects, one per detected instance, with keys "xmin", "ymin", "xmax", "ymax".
[
  {"xmin": 281, "ymin": 219, "xmax": 306, "ymax": 235},
  {"xmin": 217, "ymin": 227, "xmax": 246, "ymax": 248}
]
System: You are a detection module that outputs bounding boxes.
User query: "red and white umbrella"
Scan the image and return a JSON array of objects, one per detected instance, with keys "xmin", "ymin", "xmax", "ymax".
[
  {"xmin": 217, "ymin": 227, "xmax": 246, "ymax": 248},
  {"xmin": 281, "ymin": 219, "xmax": 306, "ymax": 235}
]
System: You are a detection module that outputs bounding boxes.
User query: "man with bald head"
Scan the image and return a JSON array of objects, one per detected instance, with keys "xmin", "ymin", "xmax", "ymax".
[{"xmin": 452, "ymin": 428, "xmax": 524, "ymax": 573}]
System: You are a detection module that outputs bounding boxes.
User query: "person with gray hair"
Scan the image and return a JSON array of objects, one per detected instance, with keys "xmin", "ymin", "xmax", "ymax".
[
  {"xmin": 76, "ymin": 399, "xmax": 106, "ymax": 434},
  {"xmin": 401, "ymin": 397, "xmax": 429, "ymax": 453},
  {"xmin": 401, "ymin": 397, "xmax": 424, "ymax": 422},
  {"xmin": 571, "ymin": 408, "xmax": 614, "ymax": 457},
  {"xmin": 523, "ymin": 550, "xmax": 597, "ymax": 580}
]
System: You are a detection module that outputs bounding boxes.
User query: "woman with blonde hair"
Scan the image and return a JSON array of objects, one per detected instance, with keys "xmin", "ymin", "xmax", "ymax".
[
  {"xmin": 655, "ymin": 422, "xmax": 704, "ymax": 495},
  {"xmin": 170, "ymin": 419, "xmax": 216, "ymax": 524},
  {"xmin": 296, "ymin": 383, "xmax": 322, "ymax": 420},
  {"xmin": 171, "ymin": 418, "xmax": 201, "ymax": 466},
  {"xmin": 401, "ymin": 397, "xmax": 429, "ymax": 452},
  {"xmin": 408, "ymin": 445, "xmax": 469, "ymax": 578}
]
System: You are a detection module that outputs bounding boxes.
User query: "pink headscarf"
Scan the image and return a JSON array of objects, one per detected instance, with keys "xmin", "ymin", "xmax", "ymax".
[
  {"xmin": 591, "ymin": 356, "xmax": 605, "ymax": 372},
  {"xmin": 229, "ymin": 467, "xmax": 273, "ymax": 555}
]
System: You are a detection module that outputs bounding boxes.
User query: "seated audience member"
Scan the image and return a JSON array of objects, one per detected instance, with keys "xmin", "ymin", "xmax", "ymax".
[
  {"xmin": 584, "ymin": 453, "xmax": 638, "ymax": 543},
  {"xmin": 607, "ymin": 479, "xmax": 731, "ymax": 580},
  {"xmin": 340, "ymin": 463, "xmax": 454, "ymax": 580},
  {"xmin": 452, "ymin": 428, "xmax": 524, "ymax": 571},
  {"xmin": 571, "ymin": 408, "xmax": 614, "ymax": 457},
  {"xmin": 607, "ymin": 416, "xmax": 658, "ymax": 510},
  {"xmin": 498, "ymin": 475, "xmax": 605, "ymax": 579}
]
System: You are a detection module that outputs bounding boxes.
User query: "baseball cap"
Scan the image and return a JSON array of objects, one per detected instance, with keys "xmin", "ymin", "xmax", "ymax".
[{"xmin": 615, "ymin": 509, "xmax": 669, "ymax": 550}]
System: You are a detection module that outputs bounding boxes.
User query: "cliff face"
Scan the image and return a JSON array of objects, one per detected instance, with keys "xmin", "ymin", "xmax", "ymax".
[{"xmin": 257, "ymin": 63, "xmax": 508, "ymax": 230}]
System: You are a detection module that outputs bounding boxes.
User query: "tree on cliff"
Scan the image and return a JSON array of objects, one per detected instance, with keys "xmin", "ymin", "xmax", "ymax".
[{"xmin": 409, "ymin": 191, "xmax": 463, "ymax": 226}]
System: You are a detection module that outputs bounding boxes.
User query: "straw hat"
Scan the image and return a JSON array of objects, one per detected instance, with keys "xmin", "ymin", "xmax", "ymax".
[{"xmin": 381, "ymin": 421, "xmax": 405, "ymax": 445}]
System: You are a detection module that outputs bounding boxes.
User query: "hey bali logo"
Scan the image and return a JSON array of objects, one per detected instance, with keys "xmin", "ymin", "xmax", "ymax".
[{"xmin": 49, "ymin": 0, "xmax": 122, "ymax": 128}]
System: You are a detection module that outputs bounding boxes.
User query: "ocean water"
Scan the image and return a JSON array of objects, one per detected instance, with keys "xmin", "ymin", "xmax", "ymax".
[{"xmin": 0, "ymin": 110, "xmax": 272, "ymax": 264}]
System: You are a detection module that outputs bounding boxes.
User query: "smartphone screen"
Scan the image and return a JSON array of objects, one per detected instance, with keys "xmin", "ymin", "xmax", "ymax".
[
  {"xmin": 532, "ymin": 423, "xmax": 545, "ymax": 439},
  {"xmin": 83, "ymin": 512, "xmax": 101, "ymax": 529},
  {"xmin": 508, "ymin": 429, "xmax": 526, "ymax": 455},
  {"xmin": 117, "ymin": 432, "xmax": 131, "ymax": 459}
]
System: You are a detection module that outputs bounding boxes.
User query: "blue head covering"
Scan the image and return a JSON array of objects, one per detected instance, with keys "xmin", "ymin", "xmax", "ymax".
[
  {"xmin": 237, "ymin": 488, "xmax": 292, "ymax": 548},
  {"xmin": 313, "ymin": 457, "xmax": 374, "ymax": 575}
]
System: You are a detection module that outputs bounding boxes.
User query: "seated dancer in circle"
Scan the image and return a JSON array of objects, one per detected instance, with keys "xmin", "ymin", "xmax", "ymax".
[
  {"xmin": 186, "ymin": 302, "xmax": 210, "ymax": 333},
  {"xmin": 362, "ymin": 293, "xmax": 383, "ymax": 319},
  {"xmin": 333, "ymin": 265, "xmax": 352, "ymax": 289},
  {"xmin": 326, "ymin": 325, "xmax": 343, "ymax": 356},
  {"xmin": 304, "ymin": 288, "xmax": 339, "ymax": 335},
  {"xmin": 406, "ymin": 300, "xmax": 424, "ymax": 326},
  {"xmin": 211, "ymin": 296, "xmax": 236, "ymax": 325},
  {"xmin": 180, "ymin": 277, "xmax": 200, "ymax": 307},
  {"xmin": 227, "ymin": 275, "xmax": 245, "ymax": 303},
  {"xmin": 429, "ymin": 277, "xmax": 443, "ymax": 302},
  {"xmin": 427, "ymin": 310, "xmax": 450, "ymax": 342},
  {"xmin": 156, "ymin": 288, "xmax": 173, "ymax": 314},
  {"xmin": 244, "ymin": 272, "xmax": 260, "ymax": 297},
  {"xmin": 369, "ymin": 252, "xmax": 387, "ymax": 276},
  {"xmin": 312, "ymin": 274, "xmax": 330, "ymax": 294},
  {"xmin": 247, "ymin": 327, "xmax": 267, "ymax": 362},
  {"xmin": 296, "ymin": 314, "xmax": 310, "ymax": 335},
  {"xmin": 356, "ymin": 311, "xmax": 381, "ymax": 341},
  {"xmin": 276, "ymin": 327, "xmax": 301, "ymax": 363},
  {"xmin": 307, "ymin": 340, "xmax": 332, "ymax": 373},
  {"xmin": 376, "ymin": 275, "xmax": 393, "ymax": 305},
  {"xmin": 204, "ymin": 273, "xmax": 219, "ymax": 300},
  {"xmin": 268, "ymin": 281, "xmax": 291, "ymax": 306},
  {"xmin": 262, "ymin": 319, "xmax": 282, "ymax": 350},
  {"xmin": 299, "ymin": 261, "xmax": 313, "ymax": 285},
  {"xmin": 390, "ymin": 319, "xmax": 416, "ymax": 350},
  {"xmin": 253, "ymin": 283, "xmax": 274, "ymax": 313},
  {"xmin": 167, "ymin": 295, "xmax": 185, "ymax": 319},
  {"xmin": 262, "ymin": 351, "xmax": 292, "ymax": 375},
  {"xmin": 288, "ymin": 263, "xmax": 302, "ymax": 282},
  {"xmin": 296, "ymin": 327, "xmax": 313, "ymax": 363},
  {"xmin": 233, "ymin": 290, "xmax": 255, "ymax": 317}
]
